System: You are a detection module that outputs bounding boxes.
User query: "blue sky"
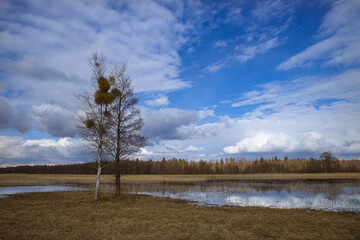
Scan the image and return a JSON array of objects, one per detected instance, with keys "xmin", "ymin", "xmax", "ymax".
[{"xmin": 1, "ymin": 0, "xmax": 360, "ymax": 166}]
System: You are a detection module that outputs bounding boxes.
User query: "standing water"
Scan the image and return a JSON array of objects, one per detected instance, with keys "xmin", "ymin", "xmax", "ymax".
[
  {"xmin": 121, "ymin": 179, "xmax": 360, "ymax": 212},
  {"xmin": 1, "ymin": 179, "xmax": 359, "ymax": 212},
  {"xmin": 0, "ymin": 185, "xmax": 85, "ymax": 198}
]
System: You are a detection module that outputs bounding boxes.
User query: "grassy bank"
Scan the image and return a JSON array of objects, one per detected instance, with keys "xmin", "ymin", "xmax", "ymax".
[
  {"xmin": 0, "ymin": 191, "xmax": 359, "ymax": 240},
  {"xmin": 1, "ymin": 173, "xmax": 360, "ymax": 187}
]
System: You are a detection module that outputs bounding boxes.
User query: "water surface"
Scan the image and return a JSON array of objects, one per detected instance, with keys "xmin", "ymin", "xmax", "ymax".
[
  {"xmin": 0, "ymin": 185, "xmax": 85, "ymax": 198},
  {"xmin": 122, "ymin": 179, "xmax": 360, "ymax": 212}
]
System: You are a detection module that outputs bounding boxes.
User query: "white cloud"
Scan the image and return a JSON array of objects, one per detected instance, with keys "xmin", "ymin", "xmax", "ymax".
[
  {"xmin": 138, "ymin": 147, "xmax": 154, "ymax": 156},
  {"xmin": 24, "ymin": 137, "xmax": 72, "ymax": 148},
  {"xmin": 213, "ymin": 40, "xmax": 228, "ymax": 48},
  {"xmin": 0, "ymin": 0, "xmax": 199, "ymax": 110},
  {"xmin": 0, "ymin": 136, "xmax": 27, "ymax": 160},
  {"xmin": 236, "ymin": 37, "xmax": 279, "ymax": 63},
  {"xmin": 3, "ymin": 67, "xmax": 360, "ymax": 164},
  {"xmin": 203, "ymin": 61, "xmax": 226, "ymax": 73},
  {"xmin": 184, "ymin": 145, "xmax": 204, "ymax": 152},
  {"xmin": 197, "ymin": 109, "xmax": 215, "ymax": 119},
  {"xmin": 145, "ymin": 96, "xmax": 170, "ymax": 107},
  {"xmin": 223, "ymin": 131, "xmax": 331, "ymax": 154},
  {"xmin": 252, "ymin": 0, "xmax": 293, "ymax": 22},
  {"xmin": 142, "ymin": 68, "xmax": 360, "ymax": 159},
  {"xmin": 0, "ymin": 136, "xmax": 84, "ymax": 166},
  {"xmin": 224, "ymin": 69, "xmax": 360, "ymax": 155},
  {"xmin": 277, "ymin": 0, "xmax": 360, "ymax": 70},
  {"xmin": 232, "ymin": 69, "xmax": 360, "ymax": 109}
]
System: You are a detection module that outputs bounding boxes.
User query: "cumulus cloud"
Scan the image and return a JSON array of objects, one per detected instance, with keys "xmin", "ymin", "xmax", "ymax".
[
  {"xmin": 277, "ymin": 0, "xmax": 360, "ymax": 70},
  {"xmin": 184, "ymin": 145, "xmax": 204, "ymax": 152},
  {"xmin": 223, "ymin": 131, "xmax": 331, "ymax": 154},
  {"xmin": 145, "ymin": 96, "xmax": 170, "ymax": 107},
  {"xmin": 134, "ymin": 141, "xmax": 209, "ymax": 160},
  {"xmin": 142, "ymin": 106, "xmax": 218, "ymax": 145},
  {"xmin": 197, "ymin": 109, "xmax": 215, "ymax": 119},
  {"xmin": 32, "ymin": 104, "xmax": 76, "ymax": 138},
  {"xmin": 224, "ymin": 69, "xmax": 360, "ymax": 156},
  {"xmin": 0, "ymin": 136, "xmax": 27, "ymax": 160},
  {"xmin": 137, "ymin": 148, "xmax": 154, "ymax": 156},
  {"xmin": 142, "ymin": 108, "xmax": 200, "ymax": 143},
  {"xmin": 0, "ymin": 136, "xmax": 85, "ymax": 166}
]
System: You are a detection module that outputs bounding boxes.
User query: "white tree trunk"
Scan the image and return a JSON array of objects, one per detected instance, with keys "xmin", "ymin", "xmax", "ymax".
[{"xmin": 94, "ymin": 151, "xmax": 102, "ymax": 200}]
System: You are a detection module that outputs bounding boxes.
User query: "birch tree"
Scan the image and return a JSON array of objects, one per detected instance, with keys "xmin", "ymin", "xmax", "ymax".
[{"xmin": 78, "ymin": 54, "xmax": 114, "ymax": 200}]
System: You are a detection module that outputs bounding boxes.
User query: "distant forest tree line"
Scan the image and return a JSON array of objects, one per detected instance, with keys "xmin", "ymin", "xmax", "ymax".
[{"xmin": 1, "ymin": 152, "xmax": 359, "ymax": 174}]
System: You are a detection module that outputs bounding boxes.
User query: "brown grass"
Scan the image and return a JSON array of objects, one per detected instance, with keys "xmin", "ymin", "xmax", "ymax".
[
  {"xmin": 1, "ymin": 173, "xmax": 360, "ymax": 187},
  {"xmin": 0, "ymin": 191, "xmax": 359, "ymax": 240}
]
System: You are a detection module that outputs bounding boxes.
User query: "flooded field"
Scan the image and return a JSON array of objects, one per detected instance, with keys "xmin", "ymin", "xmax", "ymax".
[
  {"xmin": 121, "ymin": 179, "xmax": 360, "ymax": 212},
  {"xmin": 1, "ymin": 178, "xmax": 359, "ymax": 212}
]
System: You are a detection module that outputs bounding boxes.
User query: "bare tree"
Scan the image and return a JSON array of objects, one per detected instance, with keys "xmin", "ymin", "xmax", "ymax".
[
  {"xmin": 320, "ymin": 151, "xmax": 339, "ymax": 173},
  {"xmin": 77, "ymin": 53, "xmax": 114, "ymax": 200},
  {"xmin": 108, "ymin": 64, "xmax": 145, "ymax": 196},
  {"xmin": 78, "ymin": 55, "xmax": 144, "ymax": 198}
]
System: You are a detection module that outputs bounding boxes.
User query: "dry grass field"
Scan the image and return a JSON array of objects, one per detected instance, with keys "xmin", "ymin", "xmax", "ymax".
[{"xmin": 0, "ymin": 191, "xmax": 359, "ymax": 240}]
